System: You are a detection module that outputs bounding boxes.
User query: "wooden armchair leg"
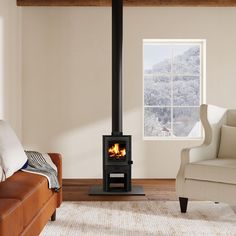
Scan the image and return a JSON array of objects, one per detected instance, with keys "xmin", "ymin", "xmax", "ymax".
[
  {"xmin": 179, "ymin": 197, "xmax": 188, "ymax": 213},
  {"xmin": 51, "ymin": 210, "xmax": 56, "ymax": 221}
]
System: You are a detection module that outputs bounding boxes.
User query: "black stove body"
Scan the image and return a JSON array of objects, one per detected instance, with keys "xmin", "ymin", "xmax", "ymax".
[
  {"xmin": 103, "ymin": 135, "xmax": 132, "ymax": 192},
  {"xmin": 103, "ymin": 0, "xmax": 133, "ymax": 192}
]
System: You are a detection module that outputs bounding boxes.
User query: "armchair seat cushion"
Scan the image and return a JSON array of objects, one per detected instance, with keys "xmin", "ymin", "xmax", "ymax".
[{"xmin": 185, "ymin": 158, "xmax": 236, "ymax": 185}]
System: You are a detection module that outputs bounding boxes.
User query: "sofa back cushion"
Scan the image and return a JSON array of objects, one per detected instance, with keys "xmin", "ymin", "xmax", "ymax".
[
  {"xmin": 218, "ymin": 125, "xmax": 236, "ymax": 159},
  {"xmin": 0, "ymin": 120, "xmax": 27, "ymax": 179}
]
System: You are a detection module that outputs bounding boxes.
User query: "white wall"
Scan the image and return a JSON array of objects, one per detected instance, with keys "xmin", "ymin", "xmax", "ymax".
[
  {"xmin": 21, "ymin": 7, "xmax": 236, "ymax": 178},
  {"xmin": 0, "ymin": 0, "xmax": 22, "ymax": 138}
]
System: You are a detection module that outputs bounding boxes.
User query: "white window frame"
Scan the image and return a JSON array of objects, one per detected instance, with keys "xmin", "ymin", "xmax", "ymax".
[{"xmin": 143, "ymin": 39, "xmax": 206, "ymax": 140}]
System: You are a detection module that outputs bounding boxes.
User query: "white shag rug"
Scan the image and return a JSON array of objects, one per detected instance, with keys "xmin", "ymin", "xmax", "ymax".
[{"xmin": 41, "ymin": 201, "xmax": 236, "ymax": 236}]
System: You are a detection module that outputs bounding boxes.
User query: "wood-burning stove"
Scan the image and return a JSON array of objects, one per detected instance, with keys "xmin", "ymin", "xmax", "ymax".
[
  {"xmin": 103, "ymin": 135, "xmax": 132, "ymax": 192},
  {"xmin": 89, "ymin": 0, "xmax": 144, "ymax": 196},
  {"xmin": 100, "ymin": 0, "xmax": 133, "ymax": 192}
]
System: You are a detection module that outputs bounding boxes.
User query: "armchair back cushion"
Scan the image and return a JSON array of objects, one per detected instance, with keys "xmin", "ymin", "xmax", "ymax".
[{"xmin": 218, "ymin": 125, "xmax": 236, "ymax": 159}]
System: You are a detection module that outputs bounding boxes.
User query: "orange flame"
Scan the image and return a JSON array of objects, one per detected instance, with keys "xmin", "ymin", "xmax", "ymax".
[{"xmin": 108, "ymin": 143, "xmax": 126, "ymax": 158}]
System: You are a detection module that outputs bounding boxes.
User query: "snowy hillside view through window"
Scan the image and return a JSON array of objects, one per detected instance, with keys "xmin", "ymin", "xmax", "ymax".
[{"xmin": 143, "ymin": 40, "xmax": 205, "ymax": 139}]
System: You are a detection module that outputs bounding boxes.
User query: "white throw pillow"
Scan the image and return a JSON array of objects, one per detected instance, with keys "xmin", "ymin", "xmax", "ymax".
[
  {"xmin": 0, "ymin": 120, "xmax": 27, "ymax": 178},
  {"xmin": 218, "ymin": 125, "xmax": 236, "ymax": 159}
]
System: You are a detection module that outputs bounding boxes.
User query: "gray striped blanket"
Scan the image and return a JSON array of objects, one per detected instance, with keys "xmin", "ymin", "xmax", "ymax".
[{"xmin": 22, "ymin": 151, "xmax": 60, "ymax": 192}]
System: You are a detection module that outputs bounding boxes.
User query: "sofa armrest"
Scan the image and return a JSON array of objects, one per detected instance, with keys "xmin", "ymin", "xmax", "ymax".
[{"xmin": 48, "ymin": 153, "xmax": 62, "ymax": 207}]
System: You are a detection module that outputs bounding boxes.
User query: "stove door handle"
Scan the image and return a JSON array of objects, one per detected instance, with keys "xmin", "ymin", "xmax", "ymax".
[{"xmin": 128, "ymin": 161, "xmax": 133, "ymax": 165}]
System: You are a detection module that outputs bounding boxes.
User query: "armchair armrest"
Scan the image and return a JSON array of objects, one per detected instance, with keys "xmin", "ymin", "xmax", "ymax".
[
  {"xmin": 180, "ymin": 144, "xmax": 215, "ymax": 168},
  {"xmin": 177, "ymin": 104, "xmax": 228, "ymax": 197},
  {"xmin": 178, "ymin": 104, "xmax": 227, "ymax": 175},
  {"xmin": 178, "ymin": 145, "xmax": 210, "ymax": 179},
  {"xmin": 48, "ymin": 153, "xmax": 62, "ymax": 207}
]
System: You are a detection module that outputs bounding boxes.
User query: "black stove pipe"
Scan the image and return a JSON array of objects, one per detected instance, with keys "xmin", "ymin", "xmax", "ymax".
[{"xmin": 112, "ymin": 0, "xmax": 123, "ymax": 136}]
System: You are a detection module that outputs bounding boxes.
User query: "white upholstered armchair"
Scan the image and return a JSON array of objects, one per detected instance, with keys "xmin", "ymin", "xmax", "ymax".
[{"xmin": 176, "ymin": 104, "xmax": 236, "ymax": 212}]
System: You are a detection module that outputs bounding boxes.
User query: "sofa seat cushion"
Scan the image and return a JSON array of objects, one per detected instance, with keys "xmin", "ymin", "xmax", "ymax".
[
  {"xmin": 0, "ymin": 171, "xmax": 53, "ymax": 228},
  {"xmin": 185, "ymin": 158, "xmax": 236, "ymax": 185},
  {"xmin": 0, "ymin": 199, "xmax": 24, "ymax": 236}
]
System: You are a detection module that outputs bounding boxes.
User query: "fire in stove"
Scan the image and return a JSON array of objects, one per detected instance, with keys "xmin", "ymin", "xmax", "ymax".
[{"xmin": 108, "ymin": 143, "xmax": 126, "ymax": 159}]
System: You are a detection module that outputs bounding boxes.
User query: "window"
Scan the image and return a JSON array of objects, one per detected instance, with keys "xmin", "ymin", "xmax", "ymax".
[{"xmin": 143, "ymin": 39, "xmax": 205, "ymax": 139}]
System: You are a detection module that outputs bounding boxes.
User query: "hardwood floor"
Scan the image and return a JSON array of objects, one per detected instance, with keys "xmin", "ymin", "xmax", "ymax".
[
  {"xmin": 62, "ymin": 179, "xmax": 236, "ymax": 214},
  {"xmin": 62, "ymin": 179, "xmax": 177, "ymax": 201}
]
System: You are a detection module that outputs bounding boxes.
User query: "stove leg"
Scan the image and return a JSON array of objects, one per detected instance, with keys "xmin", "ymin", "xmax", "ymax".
[{"xmin": 103, "ymin": 171, "xmax": 109, "ymax": 192}]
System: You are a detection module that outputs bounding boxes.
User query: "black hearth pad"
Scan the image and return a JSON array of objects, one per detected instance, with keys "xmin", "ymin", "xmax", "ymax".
[{"xmin": 89, "ymin": 185, "xmax": 145, "ymax": 196}]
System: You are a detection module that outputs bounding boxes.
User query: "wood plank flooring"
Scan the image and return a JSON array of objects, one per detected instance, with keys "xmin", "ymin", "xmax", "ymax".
[
  {"xmin": 62, "ymin": 179, "xmax": 236, "ymax": 214},
  {"xmin": 62, "ymin": 179, "xmax": 177, "ymax": 201}
]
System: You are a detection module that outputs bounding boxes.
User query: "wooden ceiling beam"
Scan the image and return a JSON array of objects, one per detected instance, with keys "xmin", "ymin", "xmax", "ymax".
[{"xmin": 17, "ymin": 0, "xmax": 236, "ymax": 7}]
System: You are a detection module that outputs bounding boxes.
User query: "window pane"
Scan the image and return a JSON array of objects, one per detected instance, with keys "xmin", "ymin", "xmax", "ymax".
[
  {"xmin": 143, "ymin": 40, "xmax": 204, "ymax": 139},
  {"xmin": 144, "ymin": 107, "xmax": 171, "ymax": 137},
  {"xmin": 144, "ymin": 76, "xmax": 171, "ymax": 106},
  {"xmin": 173, "ymin": 76, "xmax": 200, "ymax": 106},
  {"xmin": 173, "ymin": 107, "xmax": 200, "ymax": 137},
  {"xmin": 143, "ymin": 44, "xmax": 172, "ymax": 74},
  {"xmin": 173, "ymin": 45, "xmax": 200, "ymax": 75}
]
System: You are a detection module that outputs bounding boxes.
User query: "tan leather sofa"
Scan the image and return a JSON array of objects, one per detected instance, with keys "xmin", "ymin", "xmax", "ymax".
[{"xmin": 0, "ymin": 153, "xmax": 62, "ymax": 236}]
